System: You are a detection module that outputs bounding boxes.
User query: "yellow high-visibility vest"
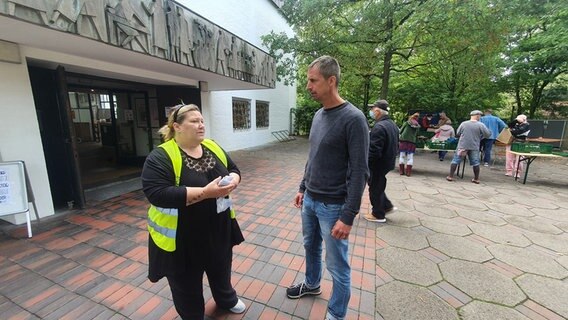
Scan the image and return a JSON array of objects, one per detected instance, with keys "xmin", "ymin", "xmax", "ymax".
[{"xmin": 147, "ymin": 138, "xmax": 236, "ymax": 252}]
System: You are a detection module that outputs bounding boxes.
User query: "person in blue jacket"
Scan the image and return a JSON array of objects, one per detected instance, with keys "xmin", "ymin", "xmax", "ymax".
[{"xmin": 480, "ymin": 109, "xmax": 506, "ymax": 166}]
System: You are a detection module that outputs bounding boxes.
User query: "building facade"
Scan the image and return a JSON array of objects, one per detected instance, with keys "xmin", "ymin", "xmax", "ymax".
[{"xmin": 0, "ymin": 0, "xmax": 296, "ymax": 223}]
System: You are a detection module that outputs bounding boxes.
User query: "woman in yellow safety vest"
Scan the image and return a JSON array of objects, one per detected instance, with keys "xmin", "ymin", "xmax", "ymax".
[{"xmin": 141, "ymin": 104, "xmax": 245, "ymax": 319}]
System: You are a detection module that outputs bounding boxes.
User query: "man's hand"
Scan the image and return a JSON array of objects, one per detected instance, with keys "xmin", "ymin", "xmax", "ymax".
[
  {"xmin": 293, "ymin": 192, "xmax": 304, "ymax": 208},
  {"xmin": 331, "ymin": 220, "xmax": 352, "ymax": 240}
]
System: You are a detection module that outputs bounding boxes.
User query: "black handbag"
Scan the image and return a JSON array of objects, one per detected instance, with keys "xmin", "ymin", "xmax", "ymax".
[{"xmin": 231, "ymin": 218, "xmax": 245, "ymax": 246}]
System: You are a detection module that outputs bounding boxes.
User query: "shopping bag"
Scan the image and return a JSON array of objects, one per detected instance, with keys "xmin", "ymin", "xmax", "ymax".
[{"xmin": 496, "ymin": 128, "xmax": 514, "ymax": 145}]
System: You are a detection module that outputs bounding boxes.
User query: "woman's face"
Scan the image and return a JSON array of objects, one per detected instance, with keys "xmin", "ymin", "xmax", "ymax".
[{"xmin": 175, "ymin": 110, "xmax": 205, "ymax": 141}]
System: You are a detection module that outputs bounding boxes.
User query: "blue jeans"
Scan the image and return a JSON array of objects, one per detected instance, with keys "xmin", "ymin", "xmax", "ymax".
[
  {"xmin": 481, "ymin": 139, "xmax": 494, "ymax": 163},
  {"xmin": 451, "ymin": 149, "xmax": 481, "ymax": 166},
  {"xmin": 302, "ymin": 193, "xmax": 350, "ymax": 320}
]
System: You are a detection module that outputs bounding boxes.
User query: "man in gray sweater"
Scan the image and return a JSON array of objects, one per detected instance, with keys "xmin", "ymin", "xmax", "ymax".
[
  {"xmin": 447, "ymin": 110, "xmax": 491, "ymax": 183},
  {"xmin": 287, "ymin": 56, "xmax": 369, "ymax": 320}
]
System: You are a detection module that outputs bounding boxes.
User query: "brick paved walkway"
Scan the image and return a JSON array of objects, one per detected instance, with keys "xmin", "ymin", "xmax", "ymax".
[
  {"xmin": 0, "ymin": 138, "xmax": 378, "ymax": 320},
  {"xmin": 1, "ymin": 137, "xmax": 567, "ymax": 320}
]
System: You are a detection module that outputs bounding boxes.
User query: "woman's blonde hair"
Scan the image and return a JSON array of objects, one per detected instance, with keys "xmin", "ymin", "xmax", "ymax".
[{"xmin": 158, "ymin": 104, "xmax": 201, "ymax": 141}]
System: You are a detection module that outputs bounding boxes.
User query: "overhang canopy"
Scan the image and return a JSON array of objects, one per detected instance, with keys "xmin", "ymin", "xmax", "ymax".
[{"xmin": 0, "ymin": 0, "xmax": 276, "ymax": 91}]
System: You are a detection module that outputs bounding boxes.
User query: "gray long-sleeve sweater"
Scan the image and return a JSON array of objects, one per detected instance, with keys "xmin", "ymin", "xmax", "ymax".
[
  {"xmin": 299, "ymin": 102, "xmax": 370, "ymax": 225},
  {"xmin": 456, "ymin": 120, "xmax": 491, "ymax": 150}
]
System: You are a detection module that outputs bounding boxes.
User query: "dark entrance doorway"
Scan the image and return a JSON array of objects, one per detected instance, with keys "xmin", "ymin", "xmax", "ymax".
[
  {"xmin": 68, "ymin": 89, "xmax": 144, "ymax": 190},
  {"xmin": 29, "ymin": 66, "xmax": 79, "ymax": 210},
  {"xmin": 30, "ymin": 65, "xmax": 202, "ymax": 208}
]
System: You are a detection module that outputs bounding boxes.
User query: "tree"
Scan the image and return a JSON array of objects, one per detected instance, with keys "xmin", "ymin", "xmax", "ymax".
[
  {"xmin": 262, "ymin": 0, "xmax": 431, "ymax": 107},
  {"xmin": 499, "ymin": 1, "xmax": 568, "ymax": 119},
  {"xmin": 390, "ymin": 0, "xmax": 508, "ymax": 120}
]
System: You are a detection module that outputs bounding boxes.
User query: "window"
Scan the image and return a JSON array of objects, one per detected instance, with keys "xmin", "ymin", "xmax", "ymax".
[
  {"xmin": 100, "ymin": 94, "xmax": 112, "ymax": 109},
  {"xmin": 256, "ymin": 101, "xmax": 269, "ymax": 128},
  {"xmin": 232, "ymin": 99, "xmax": 251, "ymax": 131}
]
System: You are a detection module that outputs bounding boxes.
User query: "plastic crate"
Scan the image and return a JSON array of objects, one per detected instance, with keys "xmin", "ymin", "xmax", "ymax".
[
  {"xmin": 427, "ymin": 141, "xmax": 456, "ymax": 150},
  {"xmin": 510, "ymin": 142, "xmax": 553, "ymax": 154},
  {"xmin": 552, "ymin": 151, "xmax": 568, "ymax": 157}
]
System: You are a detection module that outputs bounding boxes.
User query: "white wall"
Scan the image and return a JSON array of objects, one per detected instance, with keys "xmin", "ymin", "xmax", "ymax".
[
  {"xmin": 185, "ymin": 0, "xmax": 297, "ymax": 151},
  {"xmin": 0, "ymin": 56, "xmax": 54, "ymax": 223}
]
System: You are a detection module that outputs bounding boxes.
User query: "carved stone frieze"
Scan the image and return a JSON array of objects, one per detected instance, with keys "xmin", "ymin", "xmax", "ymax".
[{"xmin": 0, "ymin": 0, "xmax": 276, "ymax": 88}]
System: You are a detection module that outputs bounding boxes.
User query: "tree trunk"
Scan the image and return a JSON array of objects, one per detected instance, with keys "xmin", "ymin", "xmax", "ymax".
[
  {"xmin": 381, "ymin": 51, "xmax": 392, "ymax": 99},
  {"xmin": 380, "ymin": 0, "xmax": 394, "ymax": 100},
  {"xmin": 529, "ymin": 80, "xmax": 548, "ymax": 119},
  {"xmin": 363, "ymin": 76, "xmax": 371, "ymax": 107},
  {"xmin": 513, "ymin": 74, "xmax": 522, "ymax": 119}
]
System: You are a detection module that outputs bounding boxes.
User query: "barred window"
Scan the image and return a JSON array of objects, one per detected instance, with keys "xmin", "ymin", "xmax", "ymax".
[
  {"xmin": 256, "ymin": 101, "xmax": 269, "ymax": 129},
  {"xmin": 232, "ymin": 99, "xmax": 251, "ymax": 131}
]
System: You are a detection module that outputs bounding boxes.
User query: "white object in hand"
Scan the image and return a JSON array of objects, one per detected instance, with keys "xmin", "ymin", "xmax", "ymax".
[{"xmin": 218, "ymin": 175, "xmax": 234, "ymax": 186}]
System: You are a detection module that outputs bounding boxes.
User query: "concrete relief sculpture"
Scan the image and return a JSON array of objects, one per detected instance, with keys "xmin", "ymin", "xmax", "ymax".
[
  {"xmin": 6, "ymin": 0, "xmax": 49, "ymax": 24},
  {"xmin": 165, "ymin": 2, "xmax": 181, "ymax": 62},
  {"xmin": 0, "ymin": 0, "xmax": 275, "ymax": 88},
  {"xmin": 216, "ymin": 29, "xmax": 229, "ymax": 76},
  {"xmin": 178, "ymin": 6, "xmax": 195, "ymax": 66},
  {"xmin": 106, "ymin": 0, "xmax": 150, "ymax": 53},
  {"xmin": 141, "ymin": 0, "xmax": 168, "ymax": 58},
  {"xmin": 192, "ymin": 17, "xmax": 215, "ymax": 71},
  {"xmin": 227, "ymin": 35, "xmax": 239, "ymax": 78}
]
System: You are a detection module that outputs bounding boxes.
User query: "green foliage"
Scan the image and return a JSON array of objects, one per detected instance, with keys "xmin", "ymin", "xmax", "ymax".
[
  {"xmin": 292, "ymin": 104, "xmax": 320, "ymax": 136},
  {"xmin": 264, "ymin": 0, "xmax": 567, "ymax": 122},
  {"xmin": 498, "ymin": 0, "xmax": 568, "ymax": 119}
]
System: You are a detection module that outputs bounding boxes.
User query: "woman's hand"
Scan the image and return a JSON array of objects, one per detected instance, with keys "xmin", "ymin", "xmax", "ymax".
[
  {"xmin": 203, "ymin": 176, "xmax": 235, "ymax": 198},
  {"xmin": 228, "ymin": 172, "xmax": 241, "ymax": 189}
]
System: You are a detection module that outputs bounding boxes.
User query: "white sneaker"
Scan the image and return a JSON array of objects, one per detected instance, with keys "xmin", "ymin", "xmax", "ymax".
[
  {"xmin": 483, "ymin": 163, "xmax": 489, "ymax": 167},
  {"xmin": 363, "ymin": 213, "xmax": 386, "ymax": 223},
  {"xmin": 385, "ymin": 206, "xmax": 398, "ymax": 215},
  {"xmin": 229, "ymin": 298, "xmax": 246, "ymax": 314}
]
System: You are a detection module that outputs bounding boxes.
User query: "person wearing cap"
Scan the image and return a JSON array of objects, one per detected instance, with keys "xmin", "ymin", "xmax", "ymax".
[
  {"xmin": 505, "ymin": 114, "xmax": 530, "ymax": 177},
  {"xmin": 480, "ymin": 109, "xmax": 507, "ymax": 166},
  {"xmin": 364, "ymin": 99, "xmax": 399, "ymax": 223},
  {"xmin": 398, "ymin": 112, "xmax": 421, "ymax": 176},
  {"xmin": 446, "ymin": 110, "xmax": 491, "ymax": 183}
]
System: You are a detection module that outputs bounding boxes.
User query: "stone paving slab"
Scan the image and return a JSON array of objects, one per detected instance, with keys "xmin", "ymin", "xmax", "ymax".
[
  {"xmin": 376, "ymin": 247, "xmax": 442, "ymax": 286},
  {"xmin": 516, "ymin": 274, "xmax": 568, "ymax": 318},
  {"xmin": 469, "ymin": 223, "xmax": 531, "ymax": 247},
  {"xmin": 376, "ymin": 281, "xmax": 458, "ymax": 320},
  {"xmin": 488, "ymin": 244, "xmax": 568, "ymax": 279},
  {"xmin": 428, "ymin": 234, "xmax": 493, "ymax": 262},
  {"xmin": 460, "ymin": 301, "xmax": 530, "ymax": 320},
  {"xmin": 440, "ymin": 259, "xmax": 526, "ymax": 306},
  {"xmin": 1, "ymin": 138, "xmax": 567, "ymax": 320}
]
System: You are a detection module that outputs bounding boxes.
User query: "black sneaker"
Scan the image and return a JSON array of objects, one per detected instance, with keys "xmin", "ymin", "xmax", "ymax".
[{"xmin": 286, "ymin": 282, "xmax": 322, "ymax": 299}]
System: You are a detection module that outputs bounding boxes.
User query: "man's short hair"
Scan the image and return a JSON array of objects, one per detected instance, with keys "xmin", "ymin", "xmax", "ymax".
[
  {"xmin": 309, "ymin": 55, "xmax": 341, "ymax": 86},
  {"xmin": 484, "ymin": 108, "xmax": 493, "ymax": 114}
]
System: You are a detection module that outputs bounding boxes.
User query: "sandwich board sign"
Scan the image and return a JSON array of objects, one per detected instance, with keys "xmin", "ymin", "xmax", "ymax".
[{"xmin": 0, "ymin": 161, "xmax": 34, "ymax": 237}]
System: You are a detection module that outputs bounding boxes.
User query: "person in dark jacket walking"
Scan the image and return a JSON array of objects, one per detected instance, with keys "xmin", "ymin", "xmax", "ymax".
[{"xmin": 364, "ymin": 100, "xmax": 399, "ymax": 223}]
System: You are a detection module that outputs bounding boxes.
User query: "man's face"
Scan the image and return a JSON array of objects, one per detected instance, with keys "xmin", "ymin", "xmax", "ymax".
[{"xmin": 306, "ymin": 66, "xmax": 334, "ymax": 102}]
